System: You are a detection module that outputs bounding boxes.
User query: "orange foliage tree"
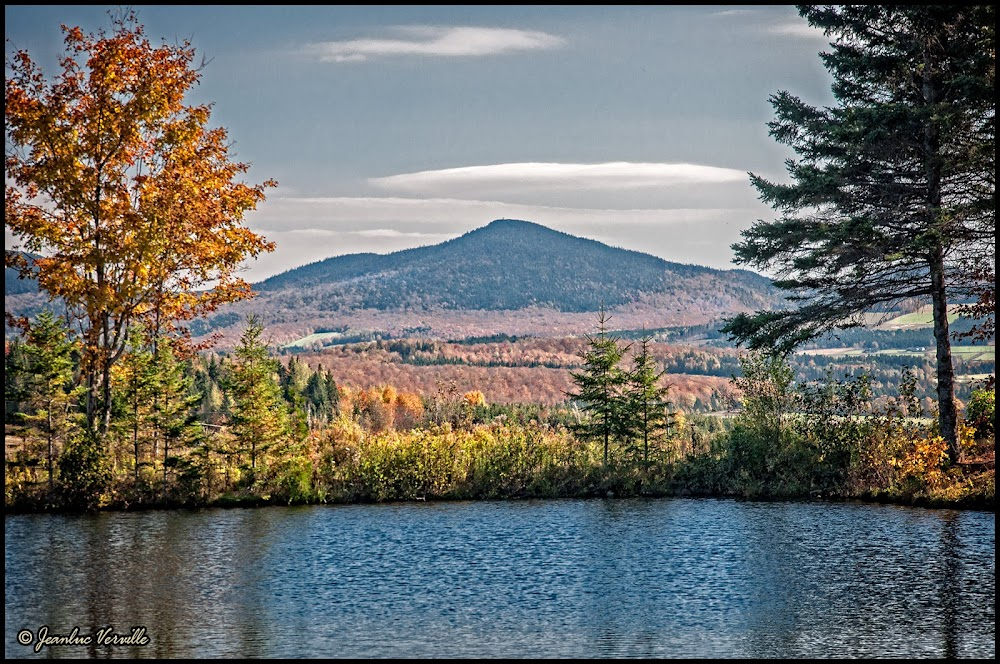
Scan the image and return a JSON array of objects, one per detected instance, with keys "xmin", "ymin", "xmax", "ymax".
[{"xmin": 5, "ymin": 10, "xmax": 276, "ymax": 435}]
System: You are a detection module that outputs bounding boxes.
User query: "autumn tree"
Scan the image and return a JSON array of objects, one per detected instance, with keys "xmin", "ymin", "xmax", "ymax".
[
  {"xmin": 722, "ymin": 6, "xmax": 995, "ymax": 462},
  {"xmin": 5, "ymin": 10, "xmax": 277, "ymax": 438}
]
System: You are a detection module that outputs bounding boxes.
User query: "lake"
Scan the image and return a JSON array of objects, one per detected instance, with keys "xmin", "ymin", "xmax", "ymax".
[{"xmin": 4, "ymin": 498, "xmax": 995, "ymax": 658}]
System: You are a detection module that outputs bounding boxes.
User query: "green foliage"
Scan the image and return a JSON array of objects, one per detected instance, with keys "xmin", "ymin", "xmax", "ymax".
[
  {"xmin": 567, "ymin": 309, "xmax": 629, "ymax": 464},
  {"xmin": 623, "ymin": 335, "xmax": 674, "ymax": 465},
  {"xmin": 13, "ymin": 312, "xmax": 84, "ymax": 494},
  {"xmin": 151, "ymin": 339, "xmax": 205, "ymax": 493},
  {"xmin": 112, "ymin": 329, "xmax": 157, "ymax": 481},
  {"xmin": 4, "ymin": 310, "xmax": 990, "ymax": 512},
  {"xmin": 671, "ymin": 359, "xmax": 993, "ymax": 506},
  {"xmin": 58, "ymin": 434, "xmax": 113, "ymax": 510},
  {"xmin": 722, "ymin": 4, "xmax": 995, "ymax": 461},
  {"xmin": 227, "ymin": 315, "xmax": 291, "ymax": 475},
  {"xmin": 314, "ymin": 420, "xmax": 603, "ymax": 502},
  {"xmin": 965, "ymin": 387, "xmax": 994, "ymax": 440},
  {"xmin": 732, "ymin": 350, "xmax": 796, "ymax": 444}
]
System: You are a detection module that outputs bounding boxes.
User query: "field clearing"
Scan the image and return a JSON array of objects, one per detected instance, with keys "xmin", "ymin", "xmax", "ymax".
[
  {"xmin": 877, "ymin": 304, "xmax": 960, "ymax": 329},
  {"xmin": 952, "ymin": 345, "xmax": 995, "ymax": 361},
  {"xmin": 957, "ymin": 373, "xmax": 993, "ymax": 384},
  {"xmin": 796, "ymin": 344, "xmax": 994, "ymax": 361},
  {"xmin": 283, "ymin": 331, "xmax": 363, "ymax": 348},
  {"xmin": 797, "ymin": 347, "xmax": 928, "ymax": 358}
]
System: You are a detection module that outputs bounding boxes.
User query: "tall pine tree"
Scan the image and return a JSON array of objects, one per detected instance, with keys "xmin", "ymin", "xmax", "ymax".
[
  {"xmin": 16, "ymin": 312, "xmax": 83, "ymax": 494},
  {"xmin": 568, "ymin": 308, "xmax": 629, "ymax": 465},
  {"xmin": 227, "ymin": 315, "xmax": 289, "ymax": 477},
  {"xmin": 150, "ymin": 338, "xmax": 203, "ymax": 495},
  {"xmin": 722, "ymin": 6, "xmax": 995, "ymax": 462},
  {"xmin": 624, "ymin": 335, "xmax": 673, "ymax": 466}
]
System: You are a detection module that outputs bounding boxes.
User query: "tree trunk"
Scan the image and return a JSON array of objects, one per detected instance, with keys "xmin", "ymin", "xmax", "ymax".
[
  {"xmin": 163, "ymin": 436, "xmax": 169, "ymax": 500},
  {"xmin": 930, "ymin": 247, "xmax": 960, "ymax": 464},
  {"xmin": 47, "ymin": 406, "xmax": 54, "ymax": 494},
  {"xmin": 922, "ymin": 43, "xmax": 959, "ymax": 464}
]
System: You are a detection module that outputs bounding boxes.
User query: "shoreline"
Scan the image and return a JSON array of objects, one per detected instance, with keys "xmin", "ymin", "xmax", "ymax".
[{"xmin": 6, "ymin": 485, "xmax": 994, "ymax": 517}]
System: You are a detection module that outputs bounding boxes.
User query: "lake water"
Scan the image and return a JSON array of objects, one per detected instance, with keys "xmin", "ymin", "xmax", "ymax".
[{"xmin": 4, "ymin": 498, "xmax": 995, "ymax": 659}]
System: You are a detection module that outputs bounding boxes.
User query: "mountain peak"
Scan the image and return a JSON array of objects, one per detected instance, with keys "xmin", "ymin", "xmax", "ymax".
[
  {"xmin": 253, "ymin": 218, "xmax": 779, "ymax": 315},
  {"xmin": 467, "ymin": 218, "xmax": 557, "ymax": 238},
  {"xmin": 483, "ymin": 218, "xmax": 540, "ymax": 230}
]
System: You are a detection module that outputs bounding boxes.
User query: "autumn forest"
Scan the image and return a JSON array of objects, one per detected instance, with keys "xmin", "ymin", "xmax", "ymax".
[{"xmin": 4, "ymin": 7, "xmax": 995, "ymax": 514}]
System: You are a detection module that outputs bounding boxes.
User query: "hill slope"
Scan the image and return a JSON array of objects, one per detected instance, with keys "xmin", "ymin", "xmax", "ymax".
[
  {"xmin": 6, "ymin": 220, "xmax": 786, "ymax": 343},
  {"xmin": 255, "ymin": 218, "xmax": 780, "ymax": 314}
]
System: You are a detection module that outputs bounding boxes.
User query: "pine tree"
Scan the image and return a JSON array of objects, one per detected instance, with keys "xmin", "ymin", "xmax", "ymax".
[
  {"xmin": 113, "ymin": 330, "xmax": 157, "ymax": 482},
  {"xmin": 279, "ymin": 355, "xmax": 310, "ymax": 438},
  {"xmin": 568, "ymin": 308, "xmax": 629, "ymax": 465},
  {"xmin": 722, "ymin": 6, "xmax": 995, "ymax": 462},
  {"xmin": 227, "ymin": 315, "xmax": 289, "ymax": 477},
  {"xmin": 16, "ymin": 312, "xmax": 84, "ymax": 494},
  {"xmin": 624, "ymin": 335, "xmax": 673, "ymax": 466},
  {"xmin": 150, "ymin": 339, "xmax": 203, "ymax": 495}
]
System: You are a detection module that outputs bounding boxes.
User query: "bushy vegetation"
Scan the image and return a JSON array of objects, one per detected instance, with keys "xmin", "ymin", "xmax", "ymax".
[
  {"xmin": 673, "ymin": 354, "xmax": 994, "ymax": 508},
  {"xmin": 5, "ymin": 315, "xmax": 993, "ymax": 513}
]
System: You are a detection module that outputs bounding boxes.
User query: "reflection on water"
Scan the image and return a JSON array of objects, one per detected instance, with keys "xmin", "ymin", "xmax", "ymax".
[{"xmin": 4, "ymin": 499, "xmax": 995, "ymax": 658}]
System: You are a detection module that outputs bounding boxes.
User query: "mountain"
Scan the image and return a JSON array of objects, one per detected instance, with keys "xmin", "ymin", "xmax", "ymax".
[
  {"xmin": 5, "ymin": 220, "xmax": 786, "ymax": 343},
  {"xmin": 255, "ymin": 219, "xmax": 780, "ymax": 313},
  {"xmin": 4, "ymin": 251, "xmax": 40, "ymax": 296}
]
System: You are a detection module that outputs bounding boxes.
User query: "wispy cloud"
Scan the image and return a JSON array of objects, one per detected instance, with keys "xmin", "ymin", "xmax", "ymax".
[
  {"xmin": 368, "ymin": 162, "xmax": 746, "ymax": 198},
  {"xmin": 711, "ymin": 9, "xmax": 756, "ymax": 18},
  {"xmin": 767, "ymin": 20, "xmax": 828, "ymax": 40},
  {"xmin": 308, "ymin": 26, "xmax": 565, "ymax": 63}
]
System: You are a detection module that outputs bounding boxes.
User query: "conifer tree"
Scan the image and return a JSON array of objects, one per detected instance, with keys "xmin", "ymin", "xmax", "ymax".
[
  {"xmin": 227, "ymin": 316, "xmax": 289, "ymax": 476},
  {"xmin": 16, "ymin": 312, "xmax": 84, "ymax": 493},
  {"xmin": 113, "ymin": 331, "xmax": 156, "ymax": 481},
  {"xmin": 624, "ymin": 335, "xmax": 673, "ymax": 466},
  {"xmin": 150, "ymin": 339, "xmax": 203, "ymax": 493},
  {"xmin": 568, "ymin": 308, "xmax": 629, "ymax": 465},
  {"xmin": 722, "ymin": 5, "xmax": 995, "ymax": 462}
]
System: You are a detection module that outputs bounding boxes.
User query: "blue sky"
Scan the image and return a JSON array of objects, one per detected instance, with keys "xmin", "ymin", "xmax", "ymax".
[{"xmin": 5, "ymin": 5, "xmax": 835, "ymax": 282}]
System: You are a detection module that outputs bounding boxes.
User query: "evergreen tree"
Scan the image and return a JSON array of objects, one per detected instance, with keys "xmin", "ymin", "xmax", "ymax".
[
  {"xmin": 304, "ymin": 366, "xmax": 339, "ymax": 429},
  {"xmin": 279, "ymin": 355, "xmax": 310, "ymax": 438},
  {"xmin": 227, "ymin": 316, "xmax": 289, "ymax": 476},
  {"xmin": 624, "ymin": 335, "xmax": 673, "ymax": 466},
  {"xmin": 722, "ymin": 6, "xmax": 995, "ymax": 462},
  {"xmin": 5, "ymin": 338, "xmax": 30, "ymax": 424},
  {"xmin": 113, "ymin": 330, "xmax": 156, "ymax": 481},
  {"xmin": 568, "ymin": 309, "xmax": 629, "ymax": 465},
  {"xmin": 16, "ymin": 312, "xmax": 84, "ymax": 494},
  {"xmin": 150, "ymin": 339, "xmax": 204, "ymax": 494}
]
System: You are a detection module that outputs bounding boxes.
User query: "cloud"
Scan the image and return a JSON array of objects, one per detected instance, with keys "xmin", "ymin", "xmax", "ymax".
[
  {"xmin": 711, "ymin": 9, "xmax": 756, "ymax": 17},
  {"xmin": 709, "ymin": 8, "xmax": 828, "ymax": 42},
  {"xmin": 308, "ymin": 26, "xmax": 565, "ymax": 63},
  {"xmin": 767, "ymin": 20, "xmax": 829, "ymax": 40},
  {"xmin": 368, "ymin": 162, "xmax": 747, "ymax": 199}
]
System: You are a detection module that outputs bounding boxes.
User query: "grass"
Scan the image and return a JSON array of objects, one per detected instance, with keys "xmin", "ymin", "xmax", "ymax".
[{"xmin": 879, "ymin": 305, "xmax": 960, "ymax": 328}]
